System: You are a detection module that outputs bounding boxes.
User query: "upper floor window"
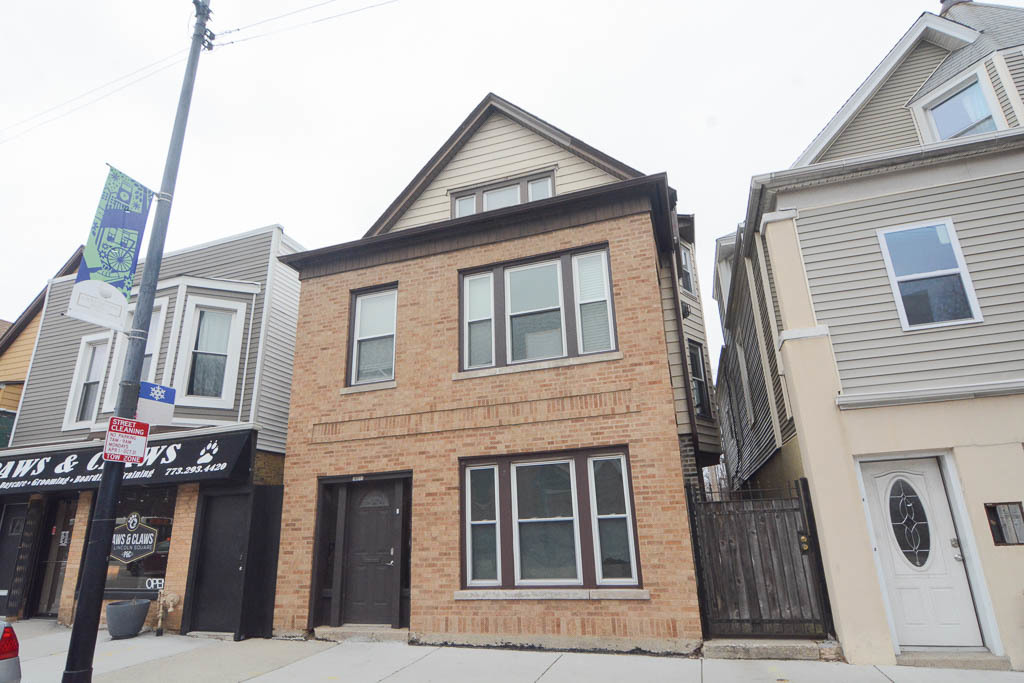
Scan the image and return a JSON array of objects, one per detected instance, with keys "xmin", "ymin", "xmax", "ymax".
[
  {"xmin": 679, "ymin": 244, "xmax": 694, "ymax": 294},
  {"xmin": 63, "ymin": 333, "xmax": 111, "ymax": 430},
  {"xmin": 452, "ymin": 171, "xmax": 554, "ymax": 219},
  {"xmin": 103, "ymin": 299, "xmax": 168, "ymax": 414},
  {"xmin": 350, "ymin": 288, "xmax": 397, "ymax": 385},
  {"xmin": 173, "ymin": 295, "xmax": 247, "ymax": 409},
  {"xmin": 877, "ymin": 219, "xmax": 982, "ymax": 330},
  {"xmin": 689, "ymin": 340, "xmax": 711, "ymax": 418},
  {"xmin": 461, "ymin": 247, "xmax": 616, "ymax": 370},
  {"xmin": 462, "ymin": 450, "xmax": 639, "ymax": 589},
  {"xmin": 930, "ymin": 81, "xmax": 996, "ymax": 141}
]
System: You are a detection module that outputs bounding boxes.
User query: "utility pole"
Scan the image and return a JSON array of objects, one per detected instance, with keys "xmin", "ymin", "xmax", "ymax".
[{"xmin": 62, "ymin": 2, "xmax": 213, "ymax": 680}]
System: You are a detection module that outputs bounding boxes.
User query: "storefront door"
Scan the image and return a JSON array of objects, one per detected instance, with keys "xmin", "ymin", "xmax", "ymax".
[
  {"xmin": 862, "ymin": 458, "xmax": 982, "ymax": 647},
  {"xmin": 190, "ymin": 493, "xmax": 249, "ymax": 633},
  {"xmin": 0, "ymin": 503, "xmax": 28, "ymax": 615},
  {"xmin": 342, "ymin": 479, "xmax": 404, "ymax": 625},
  {"xmin": 32, "ymin": 498, "xmax": 75, "ymax": 617}
]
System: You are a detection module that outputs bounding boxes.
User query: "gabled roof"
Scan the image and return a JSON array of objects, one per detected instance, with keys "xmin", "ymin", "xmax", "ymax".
[
  {"xmin": 363, "ymin": 93, "xmax": 644, "ymax": 237},
  {"xmin": 0, "ymin": 247, "xmax": 83, "ymax": 358},
  {"xmin": 910, "ymin": 2, "xmax": 1024, "ymax": 104},
  {"xmin": 793, "ymin": 11, "xmax": 980, "ymax": 167}
]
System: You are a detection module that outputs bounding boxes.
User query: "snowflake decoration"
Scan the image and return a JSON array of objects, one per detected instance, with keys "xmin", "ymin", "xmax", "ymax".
[{"xmin": 148, "ymin": 386, "xmax": 166, "ymax": 401}]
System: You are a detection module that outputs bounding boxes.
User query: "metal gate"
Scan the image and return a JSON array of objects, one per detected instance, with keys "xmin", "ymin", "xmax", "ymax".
[{"xmin": 686, "ymin": 478, "xmax": 833, "ymax": 638}]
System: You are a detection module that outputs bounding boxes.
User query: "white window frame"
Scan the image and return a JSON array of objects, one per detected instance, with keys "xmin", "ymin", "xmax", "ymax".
[
  {"xmin": 735, "ymin": 343, "xmax": 754, "ymax": 426},
  {"xmin": 463, "ymin": 273, "xmax": 495, "ymax": 369},
  {"xmin": 587, "ymin": 454, "xmax": 638, "ymax": 586},
  {"xmin": 465, "ymin": 465, "xmax": 501, "ymax": 587},
  {"xmin": 876, "ymin": 218, "xmax": 983, "ymax": 332},
  {"xmin": 482, "ymin": 184, "xmax": 521, "ymax": 211},
  {"xmin": 102, "ymin": 297, "xmax": 169, "ymax": 413},
  {"xmin": 679, "ymin": 244, "xmax": 695, "ymax": 294},
  {"xmin": 454, "ymin": 195, "xmax": 477, "ymax": 218},
  {"xmin": 571, "ymin": 251, "xmax": 616, "ymax": 356},
  {"xmin": 62, "ymin": 332, "xmax": 113, "ymax": 431},
  {"xmin": 510, "ymin": 459, "xmax": 583, "ymax": 586},
  {"xmin": 527, "ymin": 177, "xmax": 552, "ymax": 201},
  {"xmin": 504, "ymin": 260, "xmax": 567, "ymax": 365},
  {"xmin": 912, "ymin": 65, "xmax": 1008, "ymax": 144},
  {"xmin": 172, "ymin": 295, "xmax": 247, "ymax": 409},
  {"xmin": 350, "ymin": 288, "xmax": 398, "ymax": 386}
]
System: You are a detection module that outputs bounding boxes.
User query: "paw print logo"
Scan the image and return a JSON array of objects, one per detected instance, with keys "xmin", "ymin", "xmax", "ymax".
[{"xmin": 196, "ymin": 441, "xmax": 219, "ymax": 464}]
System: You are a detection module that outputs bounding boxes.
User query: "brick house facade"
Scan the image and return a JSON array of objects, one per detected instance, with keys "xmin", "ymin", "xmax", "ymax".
[{"xmin": 274, "ymin": 95, "xmax": 718, "ymax": 653}]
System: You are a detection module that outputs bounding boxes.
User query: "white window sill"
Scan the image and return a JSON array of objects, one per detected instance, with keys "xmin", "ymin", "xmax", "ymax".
[
  {"xmin": 339, "ymin": 380, "xmax": 396, "ymax": 395},
  {"xmin": 453, "ymin": 588, "xmax": 649, "ymax": 601},
  {"xmin": 453, "ymin": 351, "xmax": 622, "ymax": 381}
]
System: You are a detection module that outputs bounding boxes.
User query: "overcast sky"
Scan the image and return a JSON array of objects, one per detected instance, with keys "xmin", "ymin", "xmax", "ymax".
[{"xmin": 3, "ymin": 0, "xmax": 1013, "ymax": 371}]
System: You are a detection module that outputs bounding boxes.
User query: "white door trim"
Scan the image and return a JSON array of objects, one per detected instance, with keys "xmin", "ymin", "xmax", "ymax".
[{"xmin": 855, "ymin": 451, "xmax": 1004, "ymax": 657}]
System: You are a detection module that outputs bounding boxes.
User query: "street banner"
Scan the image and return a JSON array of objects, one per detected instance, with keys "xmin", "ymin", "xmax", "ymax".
[
  {"xmin": 137, "ymin": 381, "xmax": 176, "ymax": 425},
  {"xmin": 103, "ymin": 417, "xmax": 150, "ymax": 464},
  {"xmin": 67, "ymin": 167, "xmax": 153, "ymax": 331}
]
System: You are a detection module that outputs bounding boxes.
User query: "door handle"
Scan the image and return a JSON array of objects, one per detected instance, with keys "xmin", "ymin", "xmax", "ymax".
[
  {"xmin": 385, "ymin": 560, "xmax": 395, "ymax": 567},
  {"xmin": 953, "ymin": 553, "xmax": 964, "ymax": 562}
]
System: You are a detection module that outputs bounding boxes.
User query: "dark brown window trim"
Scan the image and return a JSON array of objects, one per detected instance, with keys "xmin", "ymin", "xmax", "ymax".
[
  {"xmin": 345, "ymin": 281, "xmax": 399, "ymax": 388},
  {"xmin": 457, "ymin": 243, "xmax": 618, "ymax": 372},
  {"xmin": 450, "ymin": 169, "xmax": 555, "ymax": 219},
  {"xmin": 688, "ymin": 339, "xmax": 712, "ymax": 418},
  {"xmin": 459, "ymin": 446, "xmax": 642, "ymax": 591}
]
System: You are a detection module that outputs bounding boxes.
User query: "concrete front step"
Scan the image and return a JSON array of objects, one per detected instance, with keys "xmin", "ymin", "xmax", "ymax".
[
  {"xmin": 313, "ymin": 624, "xmax": 410, "ymax": 643},
  {"xmin": 186, "ymin": 631, "xmax": 235, "ymax": 641},
  {"xmin": 896, "ymin": 650, "xmax": 1012, "ymax": 671},
  {"xmin": 703, "ymin": 638, "xmax": 842, "ymax": 661}
]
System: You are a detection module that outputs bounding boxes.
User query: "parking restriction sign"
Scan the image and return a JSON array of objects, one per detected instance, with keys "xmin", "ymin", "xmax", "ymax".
[{"xmin": 104, "ymin": 417, "xmax": 150, "ymax": 464}]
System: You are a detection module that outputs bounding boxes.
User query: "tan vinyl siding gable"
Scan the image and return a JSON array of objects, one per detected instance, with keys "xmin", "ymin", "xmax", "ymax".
[
  {"xmin": 0, "ymin": 312, "xmax": 40, "ymax": 384},
  {"xmin": 390, "ymin": 112, "xmax": 618, "ymax": 232},
  {"xmin": 659, "ymin": 255, "xmax": 692, "ymax": 436},
  {"xmin": 796, "ymin": 169, "xmax": 1024, "ymax": 396},
  {"xmin": 818, "ymin": 41, "xmax": 949, "ymax": 163},
  {"xmin": 986, "ymin": 58, "xmax": 1019, "ymax": 127}
]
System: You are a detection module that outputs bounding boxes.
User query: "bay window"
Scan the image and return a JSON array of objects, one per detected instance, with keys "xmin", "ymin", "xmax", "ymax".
[
  {"xmin": 460, "ymin": 246, "xmax": 617, "ymax": 370},
  {"xmin": 462, "ymin": 450, "xmax": 640, "ymax": 589}
]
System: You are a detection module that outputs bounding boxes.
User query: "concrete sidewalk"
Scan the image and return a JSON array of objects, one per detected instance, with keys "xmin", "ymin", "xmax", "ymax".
[{"xmin": 12, "ymin": 620, "xmax": 1024, "ymax": 682}]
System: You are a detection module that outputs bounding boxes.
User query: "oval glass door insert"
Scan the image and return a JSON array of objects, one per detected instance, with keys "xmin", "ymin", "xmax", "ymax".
[{"xmin": 888, "ymin": 478, "xmax": 930, "ymax": 567}]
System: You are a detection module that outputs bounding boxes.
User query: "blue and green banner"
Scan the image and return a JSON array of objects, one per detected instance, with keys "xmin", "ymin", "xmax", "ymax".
[{"xmin": 67, "ymin": 167, "xmax": 153, "ymax": 330}]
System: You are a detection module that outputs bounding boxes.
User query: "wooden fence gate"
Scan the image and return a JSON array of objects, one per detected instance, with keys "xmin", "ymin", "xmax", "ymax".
[{"xmin": 686, "ymin": 478, "xmax": 833, "ymax": 638}]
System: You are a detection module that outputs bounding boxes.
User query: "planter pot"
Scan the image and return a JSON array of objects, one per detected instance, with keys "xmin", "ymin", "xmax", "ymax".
[{"xmin": 106, "ymin": 599, "xmax": 151, "ymax": 639}]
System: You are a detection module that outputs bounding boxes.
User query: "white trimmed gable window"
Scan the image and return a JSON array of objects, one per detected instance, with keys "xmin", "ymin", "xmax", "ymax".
[
  {"xmin": 452, "ymin": 171, "xmax": 554, "ymax": 219},
  {"xmin": 877, "ymin": 219, "xmax": 982, "ymax": 330},
  {"xmin": 63, "ymin": 333, "xmax": 111, "ymax": 430},
  {"xmin": 173, "ymin": 296, "xmax": 247, "ymax": 409},
  {"xmin": 930, "ymin": 81, "xmax": 996, "ymax": 140}
]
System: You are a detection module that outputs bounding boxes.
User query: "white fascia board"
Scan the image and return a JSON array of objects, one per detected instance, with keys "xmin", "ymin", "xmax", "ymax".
[
  {"xmin": 792, "ymin": 13, "xmax": 979, "ymax": 168},
  {"xmin": 836, "ymin": 378, "xmax": 1024, "ymax": 409}
]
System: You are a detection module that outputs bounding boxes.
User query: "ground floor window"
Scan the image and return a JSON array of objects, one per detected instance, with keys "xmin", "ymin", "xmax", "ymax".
[
  {"xmin": 105, "ymin": 486, "xmax": 176, "ymax": 592},
  {"xmin": 462, "ymin": 449, "xmax": 639, "ymax": 588}
]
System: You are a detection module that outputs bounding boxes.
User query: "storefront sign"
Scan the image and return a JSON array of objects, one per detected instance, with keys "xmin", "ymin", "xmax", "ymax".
[
  {"xmin": 104, "ymin": 417, "xmax": 150, "ymax": 464},
  {"xmin": 110, "ymin": 512, "xmax": 158, "ymax": 564},
  {"xmin": 0, "ymin": 429, "xmax": 253, "ymax": 493}
]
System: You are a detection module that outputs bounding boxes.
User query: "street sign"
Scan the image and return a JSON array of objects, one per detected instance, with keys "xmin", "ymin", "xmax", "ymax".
[
  {"xmin": 109, "ymin": 512, "xmax": 158, "ymax": 564},
  {"xmin": 103, "ymin": 417, "xmax": 150, "ymax": 464},
  {"xmin": 137, "ymin": 381, "xmax": 175, "ymax": 425}
]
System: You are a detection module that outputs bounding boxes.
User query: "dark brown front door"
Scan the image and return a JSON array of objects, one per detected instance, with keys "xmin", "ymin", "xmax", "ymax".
[{"xmin": 342, "ymin": 480, "xmax": 403, "ymax": 625}]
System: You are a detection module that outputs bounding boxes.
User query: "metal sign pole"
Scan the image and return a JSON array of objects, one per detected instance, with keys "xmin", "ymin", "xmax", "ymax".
[{"xmin": 62, "ymin": 2, "xmax": 213, "ymax": 680}]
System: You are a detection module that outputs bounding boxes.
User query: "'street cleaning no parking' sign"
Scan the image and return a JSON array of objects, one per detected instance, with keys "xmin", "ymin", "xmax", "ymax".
[{"xmin": 103, "ymin": 417, "xmax": 150, "ymax": 464}]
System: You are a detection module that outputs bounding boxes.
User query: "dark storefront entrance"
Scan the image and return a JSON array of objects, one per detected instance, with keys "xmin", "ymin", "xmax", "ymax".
[
  {"xmin": 0, "ymin": 427, "xmax": 282, "ymax": 638},
  {"xmin": 311, "ymin": 473, "xmax": 411, "ymax": 629}
]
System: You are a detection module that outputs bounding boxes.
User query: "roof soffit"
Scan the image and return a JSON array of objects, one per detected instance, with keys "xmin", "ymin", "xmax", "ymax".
[
  {"xmin": 793, "ymin": 12, "xmax": 979, "ymax": 168},
  {"xmin": 363, "ymin": 93, "xmax": 644, "ymax": 238}
]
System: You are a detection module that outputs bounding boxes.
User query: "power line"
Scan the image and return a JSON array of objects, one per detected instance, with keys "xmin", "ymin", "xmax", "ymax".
[
  {"xmin": 0, "ymin": 59, "xmax": 187, "ymax": 146},
  {"xmin": 216, "ymin": 0, "xmax": 399, "ymax": 47},
  {"xmin": 0, "ymin": 50, "xmax": 187, "ymax": 136},
  {"xmin": 218, "ymin": 0, "xmax": 346, "ymax": 36}
]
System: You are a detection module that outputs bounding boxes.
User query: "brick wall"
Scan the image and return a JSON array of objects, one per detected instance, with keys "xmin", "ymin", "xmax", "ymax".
[
  {"xmin": 253, "ymin": 450, "xmax": 284, "ymax": 486},
  {"xmin": 274, "ymin": 213, "xmax": 702, "ymax": 652}
]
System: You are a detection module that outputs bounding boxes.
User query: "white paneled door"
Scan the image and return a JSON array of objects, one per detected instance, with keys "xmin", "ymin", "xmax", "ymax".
[{"xmin": 862, "ymin": 458, "xmax": 983, "ymax": 647}]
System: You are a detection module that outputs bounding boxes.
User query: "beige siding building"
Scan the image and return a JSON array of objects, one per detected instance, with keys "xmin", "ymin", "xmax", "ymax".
[{"xmin": 715, "ymin": 0, "xmax": 1024, "ymax": 672}]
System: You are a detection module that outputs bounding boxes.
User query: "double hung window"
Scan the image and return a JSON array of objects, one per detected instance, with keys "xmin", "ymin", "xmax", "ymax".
[
  {"xmin": 461, "ymin": 247, "xmax": 616, "ymax": 370},
  {"xmin": 452, "ymin": 172, "xmax": 554, "ymax": 219},
  {"xmin": 351, "ymin": 288, "xmax": 397, "ymax": 385},
  {"xmin": 462, "ymin": 451, "xmax": 639, "ymax": 589},
  {"xmin": 103, "ymin": 301, "xmax": 167, "ymax": 413},
  {"xmin": 688, "ymin": 340, "xmax": 711, "ymax": 418},
  {"xmin": 877, "ymin": 220, "xmax": 982, "ymax": 330},
  {"xmin": 679, "ymin": 245, "xmax": 694, "ymax": 294},
  {"xmin": 929, "ymin": 81, "xmax": 996, "ymax": 141},
  {"xmin": 76, "ymin": 340, "xmax": 109, "ymax": 423},
  {"xmin": 188, "ymin": 309, "xmax": 233, "ymax": 397},
  {"xmin": 174, "ymin": 295, "xmax": 246, "ymax": 409}
]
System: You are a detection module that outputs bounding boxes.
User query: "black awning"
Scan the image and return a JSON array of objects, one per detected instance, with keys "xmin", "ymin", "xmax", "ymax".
[{"xmin": 0, "ymin": 428, "xmax": 254, "ymax": 493}]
